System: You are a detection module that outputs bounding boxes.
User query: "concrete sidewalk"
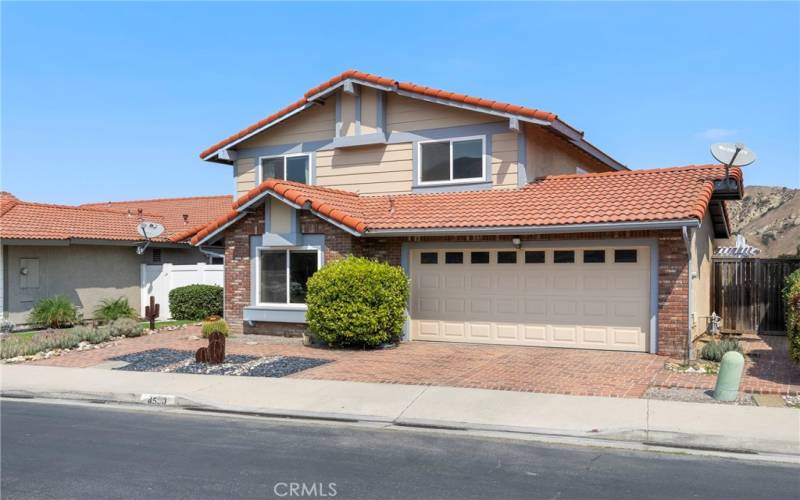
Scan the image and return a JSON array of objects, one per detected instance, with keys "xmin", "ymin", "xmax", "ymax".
[{"xmin": 1, "ymin": 364, "xmax": 798, "ymax": 456}]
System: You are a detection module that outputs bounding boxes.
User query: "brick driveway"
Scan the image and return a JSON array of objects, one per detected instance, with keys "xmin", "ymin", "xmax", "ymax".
[{"xmin": 23, "ymin": 327, "xmax": 800, "ymax": 398}]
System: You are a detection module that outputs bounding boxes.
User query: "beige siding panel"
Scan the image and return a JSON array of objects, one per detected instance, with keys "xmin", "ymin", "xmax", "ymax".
[
  {"xmin": 387, "ymin": 93, "xmax": 500, "ymax": 132},
  {"xmin": 321, "ymin": 181, "xmax": 413, "ymax": 195},
  {"xmin": 317, "ymin": 170, "xmax": 412, "ymax": 185},
  {"xmin": 341, "ymin": 92, "xmax": 357, "ymax": 137},
  {"xmin": 237, "ymin": 102, "xmax": 335, "ymax": 148},
  {"xmin": 270, "ymin": 199, "xmax": 293, "ymax": 234},
  {"xmin": 315, "ymin": 143, "xmax": 414, "ymax": 195},
  {"xmin": 236, "ymin": 158, "xmax": 257, "ymax": 197},
  {"xmin": 525, "ymin": 124, "xmax": 610, "ymax": 179},
  {"xmin": 315, "ymin": 145, "xmax": 412, "ymax": 168},
  {"xmin": 360, "ymin": 87, "xmax": 378, "ymax": 134},
  {"xmin": 492, "ymin": 133, "xmax": 518, "ymax": 188}
]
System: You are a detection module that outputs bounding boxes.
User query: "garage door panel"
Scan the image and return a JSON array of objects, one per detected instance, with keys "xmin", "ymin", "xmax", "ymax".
[
  {"xmin": 523, "ymin": 325, "xmax": 547, "ymax": 341},
  {"xmin": 444, "ymin": 298, "xmax": 466, "ymax": 314},
  {"xmin": 552, "ymin": 326, "xmax": 578, "ymax": 343},
  {"xmin": 583, "ymin": 301, "xmax": 608, "ymax": 317},
  {"xmin": 410, "ymin": 246, "xmax": 649, "ymax": 352},
  {"xmin": 419, "ymin": 275, "xmax": 440, "ymax": 289},
  {"xmin": 468, "ymin": 323, "xmax": 491, "ymax": 339},
  {"xmin": 582, "ymin": 326, "xmax": 608, "ymax": 345},
  {"xmin": 495, "ymin": 298, "xmax": 519, "ymax": 315}
]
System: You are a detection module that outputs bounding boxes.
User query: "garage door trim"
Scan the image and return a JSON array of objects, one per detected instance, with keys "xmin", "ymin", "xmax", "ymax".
[{"xmin": 400, "ymin": 239, "xmax": 658, "ymax": 354}]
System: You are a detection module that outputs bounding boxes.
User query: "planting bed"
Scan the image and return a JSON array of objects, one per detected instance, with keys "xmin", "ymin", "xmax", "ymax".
[{"xmin": 111, "ymin": 349, "xmax": 330, "ymax": 377}]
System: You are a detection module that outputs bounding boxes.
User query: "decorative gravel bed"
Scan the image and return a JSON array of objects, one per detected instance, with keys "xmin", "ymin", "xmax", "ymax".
[
  {"xmin": 645, "ymin": 387, "xmax": 755, "ymax": 406},
  {"xmin": 110, "ymin": 349, "xmax": 331, "ymax": 377}
]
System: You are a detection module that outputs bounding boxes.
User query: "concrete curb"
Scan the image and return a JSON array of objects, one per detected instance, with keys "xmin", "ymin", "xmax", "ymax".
[{"xmin": 4, "ymin": 388, "xmax": 798, "ymax": 461}]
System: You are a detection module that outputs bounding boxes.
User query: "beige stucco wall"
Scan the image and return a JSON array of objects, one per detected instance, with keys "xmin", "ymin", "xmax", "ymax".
[
  {"xmin": 691, "ymin": 212, "xmax": 715, "ymax": 337},
  {"xmin": 525, "ymin": 124, "xmax": 611, "ymax": 179},
  {"xmin": 2, "ymin": 244, "xmax": 209, "ymax": 325}
]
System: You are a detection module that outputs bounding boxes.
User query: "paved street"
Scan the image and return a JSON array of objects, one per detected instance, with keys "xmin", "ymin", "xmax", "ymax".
[{"xmin": 1, "ymin": 400, "xmax": 798, "ymax": 500}]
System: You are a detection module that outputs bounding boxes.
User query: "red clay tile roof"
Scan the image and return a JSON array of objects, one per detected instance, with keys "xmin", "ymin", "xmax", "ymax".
[
  {"xmin": 80, "ymin": 195, "xmax": 232, "ymax": 242},
  {"xmin": 191, "ymin": 165, "xmax": 741, "ymax": 244},
  {"xmin": 199, "ymin": 69, "xmax": 558, "ymax": 160},
  {"xmin": 2, "ymin": 193, "xmax": 232, "ymax": 243}
]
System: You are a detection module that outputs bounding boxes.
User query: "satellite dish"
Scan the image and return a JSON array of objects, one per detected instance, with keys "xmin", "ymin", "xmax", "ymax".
[
  {"xmin": 711, "ymin": 143, "xmax": 756, "ymax": 167},
  {"xmin": 137, "ymin": 222, "xmax": 165, "ymax": 239}
]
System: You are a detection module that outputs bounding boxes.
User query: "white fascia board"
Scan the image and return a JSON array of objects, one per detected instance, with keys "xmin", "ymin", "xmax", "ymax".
[
  {"xmin": 202, "ymin": 102, "xmax": 316, "ymax": 162},
  {"xmin": 364, "ymin": 218, "xmax": 700, "ymax": 237}
]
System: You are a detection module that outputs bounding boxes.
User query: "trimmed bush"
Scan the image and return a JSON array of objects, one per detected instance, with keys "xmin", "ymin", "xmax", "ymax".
[
  {"xmin": 110, "ymin": 318, "xmax": 145, "ymax": 338},
  {"xmin": 201, "ymin": 319, "xmax": 229, "ymax": 338},
  {"xmin": 306, "ymin": 256, "xmax": 409, "ymax": 347},
  {"xmin": 169, "ymin": 284, "xmax": 223, "ymax": 321},
  {"xmin": 94, "ymin": 297, "xmax": 137, "ymax": 323},
  {"xmin": 783, "ymin": 269, "xmax": 800, "ymax": 362},
  {"xmin": 28, "ymin": 296, "xmax": 79, "ymax": 328},
  {"xmin": 700, "ymin": 337, "xmax": 743, "ymax": 363}
]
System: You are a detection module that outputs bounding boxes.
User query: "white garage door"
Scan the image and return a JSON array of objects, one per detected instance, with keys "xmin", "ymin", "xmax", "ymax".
[{"xmin": 409, "ymin": 246, "xmax": 650, "ymax": 352}]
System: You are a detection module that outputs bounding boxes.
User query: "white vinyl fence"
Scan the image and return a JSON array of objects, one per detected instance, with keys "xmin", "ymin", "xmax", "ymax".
[{"xmin": 140, "ymin": 263, "xmax": 224, "ymax": 319}]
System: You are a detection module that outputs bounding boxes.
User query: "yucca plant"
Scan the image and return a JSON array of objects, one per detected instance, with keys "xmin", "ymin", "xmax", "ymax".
[
  {"xmin": 27, "ymin": 296, "xmax": 79, "ymax": 328},
  {"xmin": 94, "ymin": 297, "xmax": 137, "ymax": 323}
]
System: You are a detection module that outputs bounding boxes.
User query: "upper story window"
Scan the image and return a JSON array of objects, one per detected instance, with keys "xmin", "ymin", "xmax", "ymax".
[
  {"xmin": 260, "ymin": 154, "xmax": 309, "ymax": 184},
  {"xmin": 418, "ymin": 137, "xmax": 484, "ymax": 185}
]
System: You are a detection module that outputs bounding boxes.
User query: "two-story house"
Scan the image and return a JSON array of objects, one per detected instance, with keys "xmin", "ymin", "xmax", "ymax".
[{"xmin": 189, "ymin": 70, "xmax": 742, "ymax": 358}]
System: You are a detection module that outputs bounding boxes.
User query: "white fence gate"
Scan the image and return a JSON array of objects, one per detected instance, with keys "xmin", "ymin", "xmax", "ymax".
[{"xmin": 140, "ymin": 263, "xmax": 224, "ymax": 319}]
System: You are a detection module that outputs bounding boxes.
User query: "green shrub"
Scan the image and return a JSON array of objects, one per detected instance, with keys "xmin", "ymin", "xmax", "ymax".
[
  {"xmin": 27, "ymin": 296, "xmax": 79, "ymax": 328},
  {"xmin": 201, "ymin": 319, "xmax": 229, "ymax": 338},
  {"xmin": 700, "ymin": 337, "xmax": 744, "ymax": 362},
  {"xmin": 110, "ymin": 318, "xmax": 145, "ymax": 338},
  {"xmin": 783, "ymin": 269, "xmax": 800, "ymax": 362},
  {"xmin": 168, "ymin": 284, "xmax": 223, "ymax": 321},
  {"xmin": 94, "ymin": 297, "xmax": 137, "ymax": 323},
  {"xmin": 306, "ymin": 256, "xmax": 409, "ymax": 348}
]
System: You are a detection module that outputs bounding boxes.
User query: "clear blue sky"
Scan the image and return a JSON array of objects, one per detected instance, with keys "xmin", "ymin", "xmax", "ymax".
[{"xmin": 2, "ymin": 1, "xmax": 798, "ymax": 205}]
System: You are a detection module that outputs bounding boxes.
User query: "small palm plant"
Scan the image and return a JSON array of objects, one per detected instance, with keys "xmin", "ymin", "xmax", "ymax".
[
  {"xmin": 94, "ymin": 297, "xmax": 137, "ymax": 323},
  {"xmin": 28, "ymin": 296, "xmax": 79, "ymax": 328}
]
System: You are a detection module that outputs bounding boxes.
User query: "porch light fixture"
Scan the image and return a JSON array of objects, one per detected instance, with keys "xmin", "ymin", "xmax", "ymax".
[{"xmin": 511, "ymin": 237, "xmax": 521, "ymax": 249}]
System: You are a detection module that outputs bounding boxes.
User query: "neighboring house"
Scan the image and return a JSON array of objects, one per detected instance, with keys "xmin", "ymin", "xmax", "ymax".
[
  {"xmin": 194, "ymin": 70, "xmax": 741, "ymax": 358},
  {"xmin": 0, "ymin": 192, "xmax": 231, "ymax": 325}
]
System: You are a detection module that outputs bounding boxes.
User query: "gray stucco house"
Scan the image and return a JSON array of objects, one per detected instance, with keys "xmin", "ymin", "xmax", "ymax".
[{"xmin": 0, "ymin": 192, "xmax": 230, "ymax": 325}]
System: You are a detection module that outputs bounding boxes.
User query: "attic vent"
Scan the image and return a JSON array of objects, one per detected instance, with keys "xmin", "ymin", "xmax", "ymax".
[{"xmin": 152, "ymin": 248, "xmax": 162, "ymax": 263}]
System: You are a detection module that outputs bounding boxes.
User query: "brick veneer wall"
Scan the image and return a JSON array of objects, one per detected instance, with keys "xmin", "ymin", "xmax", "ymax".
[{"xmin": 224, "ymin": 206, "xmax": 691, "ymax": 356}]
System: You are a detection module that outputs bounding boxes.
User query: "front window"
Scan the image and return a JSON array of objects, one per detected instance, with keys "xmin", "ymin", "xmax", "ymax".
[
  {"xmin": 419, "ymin": 137, "xmax": 484, "ymax": 184},
  {"xmin": 259, "ymin": 248, "xmax": 319, "ymax": 305},
  {"xmin": 260, "ymin": 155, "xmax": 309, "ymax": 184}
]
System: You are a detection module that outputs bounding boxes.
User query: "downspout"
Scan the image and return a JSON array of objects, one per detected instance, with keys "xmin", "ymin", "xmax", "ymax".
[{"xmin": 682, "ymin": 226, "xmax": 695, "ymax": 361}]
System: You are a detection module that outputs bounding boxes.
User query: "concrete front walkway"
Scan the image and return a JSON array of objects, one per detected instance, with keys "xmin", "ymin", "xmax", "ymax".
[{"xmin": 2, "ymin": 364, "xmax": 798, "ymax": 456}]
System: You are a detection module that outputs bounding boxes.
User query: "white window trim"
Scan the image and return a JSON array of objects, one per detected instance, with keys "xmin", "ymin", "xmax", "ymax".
[
  {"xmin": 257, "ymin": 153, "xmax": 311, "ymax": 184},
  {"xmin": 255, "ymin": 245, "xmax": 323, "ymax": 309},
  {"xmin": 417, "ymin": 135, "xmax": 486, "ymax": 186}
]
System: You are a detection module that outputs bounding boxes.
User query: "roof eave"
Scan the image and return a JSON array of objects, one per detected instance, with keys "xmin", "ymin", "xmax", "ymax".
[{"xmin": 363, "ymin": 218, "xmax": 700, "ymax": 237}]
